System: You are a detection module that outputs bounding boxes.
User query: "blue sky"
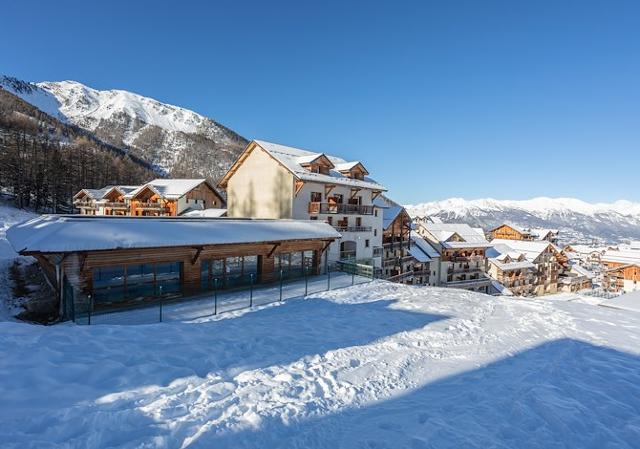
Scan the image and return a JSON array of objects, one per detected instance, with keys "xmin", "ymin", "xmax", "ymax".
[{"xmin": 2, "ymin": 0, "xmax": 639, "ymax": 204}]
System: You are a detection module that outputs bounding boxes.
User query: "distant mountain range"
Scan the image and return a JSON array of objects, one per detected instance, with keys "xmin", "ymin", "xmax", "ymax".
[
  {"xmin": 0, "ymin": 75, "xmax": 247, "ymax": 181},
  {"xmin": 405, "ymin": 197, "xmax": 640, "ymax": 245}
]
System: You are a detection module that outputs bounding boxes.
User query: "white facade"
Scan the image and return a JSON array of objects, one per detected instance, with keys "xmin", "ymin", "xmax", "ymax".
[{"xmin": 292, "ymin": 182, "xmax": 383, "ymax": 268}]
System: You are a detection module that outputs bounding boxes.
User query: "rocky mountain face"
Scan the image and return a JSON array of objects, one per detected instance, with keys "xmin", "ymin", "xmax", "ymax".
[
  {"xmin": 0, "ymin": 76, "xmax": 248, "ymax": 181},
  {"xmin": 405, "ymin": 197, "xmax": 640, "ymax": 245}
]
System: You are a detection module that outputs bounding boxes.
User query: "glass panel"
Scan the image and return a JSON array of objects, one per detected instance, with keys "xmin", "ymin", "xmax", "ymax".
[
  {"xmin": 290, "ymin": 252, "xmax": 304, "ymax": 277},
  {"xmin": 93, "ymin": 286, "xmax": 127, "ymax": 303},
  {"xmin": 200, "ymin": 260, "xmax": 210, "ymax": 290},
  {"xmin": 156, "ymin": 262, "xmax": 181, "ymax": 281},
  {"xmin": 126, "ymin": 282, "xmax": 156, "ymax": 300},
  {"xmin": 244, "ymin": 255, "xmax": 258, "ymax": 277},
  {"xmin": 93, "ymin": 266, "xmax": 125, "ymax": 288},
  {"xmin": 212, "ymin": 259, "xmax": 224, "ymax": 277},
  {"xmin": 127, "ymin": 264, "xmax": 154, "ymax": 285}
]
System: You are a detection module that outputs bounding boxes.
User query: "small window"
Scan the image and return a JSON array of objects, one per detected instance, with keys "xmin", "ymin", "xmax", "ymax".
[
  {"xmin": 374, "ymin": 209, "xmax": 378, "ymax": 217},
  {"xmin": 327, "ymin": 217, "xmax": 333, "ymax": 225},
  {"xmin": 365, "ymin": 239, "xmax": 370, "ymax": 248},
  {"xmin": 374, "ymin": 229, "xmax": 377, "ymax": 237},
  {"xmin": 310, "ymin": 216, "xmax": 318, "ymax": 220},
  {"xmin": 310, "ymin": 191, "xmax": 322, "ymax": 202}
]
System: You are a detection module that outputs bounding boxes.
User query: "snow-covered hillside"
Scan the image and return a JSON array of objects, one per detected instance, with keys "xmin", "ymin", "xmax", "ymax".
[
  {"xmin": 0, "ymin": 75, "xmax": 247, "ymax": 180},
  {"xmin": 2, "ymin": 282, "xmax": 640, "ymax": 448},
  {"xmin": 406, "ymin": 197, "xmax": 640, "ymax": 245}
]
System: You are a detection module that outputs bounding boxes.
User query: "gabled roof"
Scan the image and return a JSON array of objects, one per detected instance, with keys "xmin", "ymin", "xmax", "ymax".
[
  {"xmin": 601, "ymin": 248, "xmax": 640, "ymax": 265},
  {"xmin": 410, "ymin": 231, "xmax": 440, "ymax": 262},
  {"xmin": 219, "ymin": 140, "xmax": 386, "ymax": 191},
  {"xmin": 7, "ymin": 215, "xmax": 340, "ymax": 254},
  {"xmin": 490, "ymin": 223, "xmax": 531, "ymax": 235},
  {"xmin": 421, "ymin": 223, "xmax": 491, "ymax": 249},
  {"xmin": 126, "ymin": 179, "xmax": 212, "ymax": 200},
  {"xmin": 334, "ymin": 161, "xmax": 369, "ymax": 175},
  {"xmin": 296, "ymin": 153, "xmax": 334, "ymax": 168},
  {"xmin": 374, "ymin": 195, "xmax": 407, "ymax": 230},
  {"xmin": 73, "ymin": 187, "xmax": 112, "ymax": 201},
  {"xmin": 490, "ymin": 239, "xmax": 557, "ymax": 262}
]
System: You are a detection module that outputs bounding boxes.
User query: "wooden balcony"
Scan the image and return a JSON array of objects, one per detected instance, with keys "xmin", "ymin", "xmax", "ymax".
[
  {"xmin": 309, "ymin": 202, "xmax": 374, "ymax": 215},
  {"xmin": 103, "ymin": 202, "xmax": 128, "ymax": 209}
]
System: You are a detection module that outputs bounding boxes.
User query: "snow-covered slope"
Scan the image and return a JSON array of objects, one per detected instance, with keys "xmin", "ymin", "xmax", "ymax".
[
  {"xmin": 0, "ymin": 75, "xmax": 248, "ymax": 180},
  {"xmin": 406, "ymin": 197, "xmax": 640, "ymax": 244},
  {"xmin": 1, "ymin": 282, "xmax": 640, "ymax": 448}
]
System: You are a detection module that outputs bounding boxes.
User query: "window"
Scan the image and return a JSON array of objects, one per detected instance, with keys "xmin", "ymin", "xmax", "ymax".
[
  {"xmin": 333, "ymin": 194, "xmax": 343, "ymax": 204},
  {"xmin": 374, "ymin": 209, "xmax": 378, "ymax": 217},
  {"xmin": 310, "ymin": 216, "xmax": 318, "ymax": 220},
  {"xmin": 365, "ymin": 239, "xmax": 370, "ymax": 248},
  {"xmin": 374, "ymin": 229, "xmax": 377, "ymax": 237},
  {"xmin": 310, "ymin": 191, "xmax": 322, "ymax": 202},
  {"xmin": 356, "ymin": 217, "xmax": 362, "ymax": 227},
  {"xmin": 92, "ymin": 262, "xmax": 182, "ymax": 303},
  {"xmin": 327, "ymin": 217, "xmax": 333, "ymax": 225}
]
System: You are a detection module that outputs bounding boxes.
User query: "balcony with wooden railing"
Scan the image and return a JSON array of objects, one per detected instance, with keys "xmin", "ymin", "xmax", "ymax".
[
  {"xmin": 308, "ymin": 202, "xmax": 374, "ymax": 215},
  {"xmin": 103, "ymin": 202, "xmax": 128, "ymax": 209}
]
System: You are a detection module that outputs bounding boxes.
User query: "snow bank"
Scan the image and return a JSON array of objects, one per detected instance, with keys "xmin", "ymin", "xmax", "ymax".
[{"xmin": 2, "ymin": 282, "xmax": 640, "ymax": 448}]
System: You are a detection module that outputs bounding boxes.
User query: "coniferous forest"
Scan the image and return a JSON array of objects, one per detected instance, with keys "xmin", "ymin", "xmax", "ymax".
[{"xmin": 0, "ymin": 89, "xmax": 155, "ymax": 212}]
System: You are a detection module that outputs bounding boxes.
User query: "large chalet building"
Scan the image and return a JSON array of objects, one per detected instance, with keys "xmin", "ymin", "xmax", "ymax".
[
  {"xmin": 415, "ymin": 222, "xmax": 492, "ymax": 293},
  {"xmin": 490, "ymin": 224, "xmax": 559, "ymax": 244},
  {"xmin": 218, "ymin": 140, "xmax": 385, "ymax": 268},
  {"xmin": 601, "ymin": 243, "xmax": 640, "ymax": 293},
  {"xmin": 489, "ymin": 239, "xmax": 562, "ymax": 296},
  {"xmin": 73, "ymin": 179, "xmax": 225, "ymax": 217}
]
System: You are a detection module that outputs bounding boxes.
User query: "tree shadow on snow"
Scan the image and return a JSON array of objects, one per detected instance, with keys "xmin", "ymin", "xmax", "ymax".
[{"xmin": 204, "ymin": 338, "xmax": 640, "ymax": 449}]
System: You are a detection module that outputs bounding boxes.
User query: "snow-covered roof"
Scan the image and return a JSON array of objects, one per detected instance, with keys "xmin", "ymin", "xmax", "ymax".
[
  {"xmin": 125, "ymin": 179, "xmax": 211, "ymax": 199},
  {"xmin": 530, "ymin": 228, "xmax": 558, "ymax": 240},
  {"xmin": 601, "ymin": 249, "xmax": 640, "ymax": 265},
  {"xmin": 564, "ymin": 245, "xmax": 607, "ymax": 256},
  {"xmin": 374, "ymin": 195, "xmax": 406, "ymax": 230},
  {"xmin": 491, "ymin": 280, "xmax": 513, "ymax": 296},
  {"xmin": 252, "ymin": 140, "xmax": 386, "ymax": 191},
  {"xmin": 7, "ymin": 216, "xmax": 341, "ymax": 254},
  {"xmin": 181, "ymin": 208, "xmax": 227, "ymax": 218},
  {"xmin": 489, "ymin": 258, "xmax": 536, "ymax": 271},
  {"xmin": 421, "ymin": 223, "xmax": 491, "ymax": 249},
  {"xmin": 410, "ymin": 231, "xmax": 440, "ymax": 259},
  {"xmin": 491, "ymin": 239, "xmax": 556, "ymax": 262},
  {"xmin": 570, "ymin": 264, "xmax": 596, "ymax": 279}
]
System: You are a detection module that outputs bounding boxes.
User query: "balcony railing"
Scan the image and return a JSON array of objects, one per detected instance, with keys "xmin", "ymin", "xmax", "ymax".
[
  {"xmin": 382, "ymin": 241, "xmax": 409, "ymax": 250},
  {"xmin": 373, "ymin": 247, "xmax": 383, "ymax": 257},
  {"xmin": 309, "ymin": 202, "xmax": 374, "ymax": 215},
  {"xmin": 444, "ymin": 276, "xmax": 491, "ymax": 287},
  {"xmin": 103, "ymin": 202, "xmax": 128, "ymax": 209},
  {"xmin": 333, "ymin": 226, "xmax": 372, "ymax": 233},
  {"xmin": 340, "ymin": 250, "xmax": 357, "ymax": 261},
  {"xmin": 74, "ymin": 201, "xmax": 96, "ymax": 208},
  {"xmin": 137, "ymin": 202, "xmax": 164, "ymax": 209}
]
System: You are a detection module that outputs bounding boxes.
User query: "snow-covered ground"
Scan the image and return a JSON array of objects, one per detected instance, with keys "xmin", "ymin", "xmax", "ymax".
[
  {"xmin": 2, "ymin": 281, "xmax": 640, "ymax": 448},
  {"xmin": 0, "ymin": 203, "xmax": 37, "ymax": 320}
]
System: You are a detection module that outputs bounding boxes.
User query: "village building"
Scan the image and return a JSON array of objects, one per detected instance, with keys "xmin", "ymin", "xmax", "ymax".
[
  {"xmin": 486, "ymin": 247, "xmax": 537, "ymax": 296},
  {"xmin": 374, "ymin": 196, "xmax": 439, "ymax": 285},
  {"xmin": 562, "ymin": 244, "xmax": 609, "ymax": 271},
  {"xmin": 73, "ymin": 179, "xmax": 225, "ymax": 217},
  {"xmin": 7, "ymin": 215, "xmax": 340, "ymax": 320},
  {"xmin": 415, "ymin": 222, "xmax": 492, "ymax": 293},
  {"xmin": 218, "ymin": 140, "xmax": 385, "ymax": 269},
  {"xmin": 490, "ymin": 239, "xmax": 562, "ymax": 295},
  {"xmin": 558, "ymin": 264, "xmax": 595, "ymax": 292},
  {"xmin": 490, "ymin": 224, "xmax": 558, "ymax": 244},
  {"xmin": 600, "ymin": 246, "xmax": 640, "ymax": 292}
]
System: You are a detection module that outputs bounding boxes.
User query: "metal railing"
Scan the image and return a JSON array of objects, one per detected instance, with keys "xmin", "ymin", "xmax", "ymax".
[
  {"xmin": 71, "ymin": 267, "xmax": 376, "ymax": 325},
  {"xmin": 308, "ymin": 202, "xmax": 374, "ymax": 215}
]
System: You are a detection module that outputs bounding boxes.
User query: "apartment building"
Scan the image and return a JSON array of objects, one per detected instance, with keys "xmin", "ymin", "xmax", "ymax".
[
  {"xmin": 219, "ymin": 140, "xmax": 385, "ymax": 268},
  {"xmin": 486, "ymin": 245, "xmax": 537, "ymax": 296},
  {"xmin": 374, "ymin": 196, "xmax": 439, "ymax": 285},
  {"xmin": 490, "ymin": 224, "xmax": 558, "ymax": 244},
  {"xmin": 490, "ymin": 239, "xmax": 562, "ymax": 295},
  {"xmin": 73, "ymin": 179, "xmax": 225, "ymax": 217},
  {"xmin": 601, "ymin": 245, "xmax": 640, "ymax": 292},
  {"xmin": 416, "ymin": 222, "xmax": 492, "ymax": 293}
]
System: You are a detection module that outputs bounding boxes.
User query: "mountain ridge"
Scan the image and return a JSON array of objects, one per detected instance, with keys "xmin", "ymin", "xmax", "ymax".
[
  {"xmin": 0, "ymin": 75, "xmax": 248, "ymax": 180},
  {"xmin": 405, "ymin": 197, "xmax": 640, "ymax": 245}
]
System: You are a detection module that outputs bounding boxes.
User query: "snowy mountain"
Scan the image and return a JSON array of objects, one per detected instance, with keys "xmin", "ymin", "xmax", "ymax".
[
  {"xmin": 405, "ymin": 197, "xmax": 640, "ymax": 245},
  {"xmin": 0, "ymin": 75, "xmax": 247, "ymax": 180}
]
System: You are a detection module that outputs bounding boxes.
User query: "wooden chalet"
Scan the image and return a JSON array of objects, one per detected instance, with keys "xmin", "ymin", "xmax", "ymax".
[
  {"xmin": 7, "ymin": 216, "xmax": 339, "ymax": 320},
  {"xmin": 490, "ymin": 224, "xmax": 535, "ymax": 241}
]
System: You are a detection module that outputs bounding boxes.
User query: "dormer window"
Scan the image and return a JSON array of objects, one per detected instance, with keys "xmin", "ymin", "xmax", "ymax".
[{"xmin": 335, "ymin": 161, "xmax": 369, "ymax": 180}]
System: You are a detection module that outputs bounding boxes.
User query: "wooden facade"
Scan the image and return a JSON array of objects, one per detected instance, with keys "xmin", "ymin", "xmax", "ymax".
[
  {"xmin": 32, "ymin": 238, "xmax": 332, "ymax": 318},
  {"xmin": 490, "ymin": 224, "xmax": 533, "ymax": 241},
  {"xmin": 602, "ymin": 262, "xmax": 640, "ymax": 292}
]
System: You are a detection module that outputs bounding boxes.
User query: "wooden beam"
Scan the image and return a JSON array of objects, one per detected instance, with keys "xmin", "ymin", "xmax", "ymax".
[
  {"xmin": 372, "ymin": 190, "xmax": 382, "ymax": 201},
  {"xmin": 324, "ymin": 184, "xmax": 336, "ymax": 197},
  {"xmin": 295, "ymin": 180, "xmax": 305, "ymax": 196},
  {"xmin": 321, "ymin": 240, "xmax": 332, "ymax": 253},
  {"xmin": 267, "ymin": 242, "xmax": 281, "ymax": 258},
  {"xmin": 350, "ymin": 188, "xmax": 361, "ymax": 199},
  {"xmin": 191, "ymin": 246, "xmax": 204, "ymax": 265}
]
